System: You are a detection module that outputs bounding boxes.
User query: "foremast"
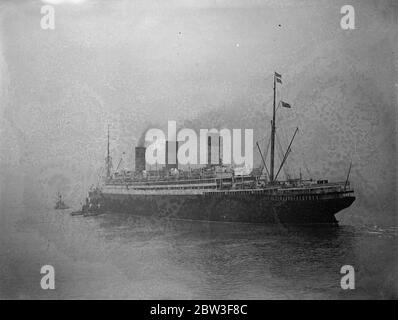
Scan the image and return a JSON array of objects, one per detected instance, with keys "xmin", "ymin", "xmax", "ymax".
[{"xmin": 105, "ymin": 124, "xmax": 112, "ymax": 180}]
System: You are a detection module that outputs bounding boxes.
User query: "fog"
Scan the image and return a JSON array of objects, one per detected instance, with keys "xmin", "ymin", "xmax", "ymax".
[{"xmin": 0, "ymin": 0, "xmax": 397, "ymax": 225}]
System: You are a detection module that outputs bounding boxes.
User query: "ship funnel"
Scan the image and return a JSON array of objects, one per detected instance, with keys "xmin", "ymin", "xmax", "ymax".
[
  {"xmin": 208, "ymin": 136, "xmax": 211, "ymax": 167},
  {"xmin": 135, "ymin": 146, "xmax": 146, "ymax": 173},
  {"xmin": 166, "ymin": 141, "xmax": 178, "ymax": 170}
]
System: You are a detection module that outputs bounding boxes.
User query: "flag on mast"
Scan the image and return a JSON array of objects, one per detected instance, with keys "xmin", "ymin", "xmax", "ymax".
[
  {"xmin": 281, "ymin": 101, "xmax": 291, "ymax": 108},
  {"xmin": 274, "ymin": 72, "xmax": 282, "ymax": 84}
]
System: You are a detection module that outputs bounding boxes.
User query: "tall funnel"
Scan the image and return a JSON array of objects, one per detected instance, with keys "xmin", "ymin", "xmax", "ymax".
[
  {"xmin": 135, "ymin": 147, "xmax": 146, "ymax": 173},
  {"xmin": 166, "ymin": 141, "xmax": 178, "ymax": 170}
]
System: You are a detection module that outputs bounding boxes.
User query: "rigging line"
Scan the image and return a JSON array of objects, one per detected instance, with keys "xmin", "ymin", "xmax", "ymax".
[
  {"xmin": 298, "ymin": 148, "xmax": 311, "ymax": 179},
  {"xmin": 344, "ymin": 160, "xmax": 352, "ymax": 190},
  {"xmin": 252, "ymin": 137, "xmax": 267, "ymax": 150},
  {"xmin": 254, "ymin": 134, "xmax": 272, "ymax": 170},
  {"xmin": 281, "ymin": 126, "xmax": 289, "ymax": 148},
  {"xmin": 275, "ymin": 78, "xmax": 282, "ymax": 112},
  {"xmin": 256, "ymin": 142, "xmax": 270, "ymax": 179},
  {"xmin": 275, "ymin": 132, "xmax": 290, "ymax": 178},
  {"xmin": 281, "ymin": 128, "xmax": 295, "ymax": 172},
  {"xmin": 275, "ymin": 100, "xmax": 282, "ymax": 113},
  {"xmin": 275, "ymin": 132, "xmax": 286, "ymax": 163},
  {"xmin": 252, "ymin": 132, "xmax": 271, "ymax": 161},
  {"xmin": 116, "ymin": 158, "xmax": 123, "ymax": 171},
  {"xmin": 255, "ymin": 134, "xmax": 272, "ymax": 159},
  {"xmin": 250, "ymin": 95, "xmax": 274, "ymax": 149},
  {"xmin": 256, "ymin": 135, "xmax": 269, "ymax": 144},
  {"xmin": 275, "ymin": 128, "xmax": 298, "ymax": 181}
]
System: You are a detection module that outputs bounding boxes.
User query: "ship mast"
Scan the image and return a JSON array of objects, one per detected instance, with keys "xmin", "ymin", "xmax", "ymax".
[
  {"xmin": 106, "ymin": 124, "xmax": 111, "ymax": 179},
  {"xmin": 270, "ymin": 73, "xmax": 277, "ymax": 183}
]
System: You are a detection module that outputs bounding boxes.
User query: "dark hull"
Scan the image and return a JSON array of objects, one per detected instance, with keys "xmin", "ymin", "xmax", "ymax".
[{"xmin": 91, "ymin": 192, "xmax": 355, "ymax": 224}]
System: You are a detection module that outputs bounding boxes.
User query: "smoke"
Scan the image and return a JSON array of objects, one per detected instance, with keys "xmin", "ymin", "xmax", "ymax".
[{"xmin": 137, "ymin": 123, "xmax": 157, "ymax": 147}]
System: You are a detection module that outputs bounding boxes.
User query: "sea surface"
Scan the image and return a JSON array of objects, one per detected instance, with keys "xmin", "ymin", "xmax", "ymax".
[{"xmin": 0, "ymin": 207, "xmax": 397, "ymax": 299}]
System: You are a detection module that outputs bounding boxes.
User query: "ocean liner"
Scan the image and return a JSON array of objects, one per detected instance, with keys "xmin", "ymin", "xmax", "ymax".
[{"xmin": 85, "ymin": 73, "xmax": 355, "ymax": 224}]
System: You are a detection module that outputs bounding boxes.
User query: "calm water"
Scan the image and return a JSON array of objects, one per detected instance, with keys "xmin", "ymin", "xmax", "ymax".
[{"xmin": 1, "ymin": 207, "xmax": 397, "ymax": 299}]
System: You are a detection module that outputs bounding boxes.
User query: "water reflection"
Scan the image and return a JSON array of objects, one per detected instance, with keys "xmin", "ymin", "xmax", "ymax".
[{"xmin": 88, "ymin": 213, "xmax": 393, "ymax": 299}]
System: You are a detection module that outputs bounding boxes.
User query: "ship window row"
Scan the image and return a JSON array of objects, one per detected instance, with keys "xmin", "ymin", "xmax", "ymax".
[
  {"xmin": 108, "ymin": 178, "xmax": 223, "ymax": 186},
  {"xmin": 204, "ymin": 191, "xmax": 348, "ymax": 201}
]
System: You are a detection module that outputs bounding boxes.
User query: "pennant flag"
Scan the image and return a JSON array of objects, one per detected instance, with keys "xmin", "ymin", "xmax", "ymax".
[
  {"xmin": 281, "ymin": 101, "xmax": 291, "ymax": 108},
  {"xmin": 274, "ymin": 72, "xmax": 282, "ymax": 84}
]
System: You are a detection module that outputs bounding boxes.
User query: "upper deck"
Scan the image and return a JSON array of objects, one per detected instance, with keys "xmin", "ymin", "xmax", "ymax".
[{"xmin": 99, "ymin": 174, "xmax": 354, "ymax": 197}]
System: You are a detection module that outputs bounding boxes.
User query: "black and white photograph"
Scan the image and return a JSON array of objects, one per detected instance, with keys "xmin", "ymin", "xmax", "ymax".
[{"xmin": 0, "ymin": 0, "xmax": 397, "ymax": 303}]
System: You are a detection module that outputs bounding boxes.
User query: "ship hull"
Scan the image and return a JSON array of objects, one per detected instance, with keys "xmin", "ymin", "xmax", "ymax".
[{"xmin": 91, "ymin": 192, "xmax": 355, "ymax": 224}]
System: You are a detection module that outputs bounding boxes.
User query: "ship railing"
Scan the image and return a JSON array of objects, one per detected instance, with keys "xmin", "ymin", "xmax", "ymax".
[
  {"xmin": 203, "ymin": 180, "xmax": 354, "ymax": 195},
  {"xmin": 204, "ymin": 187, "xmax": 354, "ymax": 199},
  {"xmin": 275, "ymin": 182, "xmax": 353, "ymax": 194}
]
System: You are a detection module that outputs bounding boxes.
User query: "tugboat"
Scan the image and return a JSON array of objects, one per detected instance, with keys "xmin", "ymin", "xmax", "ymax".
[
  {"xmin": 71, "ymin": 193, "xmax": 103, "ymax": 217},
  {"xmin": 54, "ymin": 192, "xmax": 69, "ymax": 210}
]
